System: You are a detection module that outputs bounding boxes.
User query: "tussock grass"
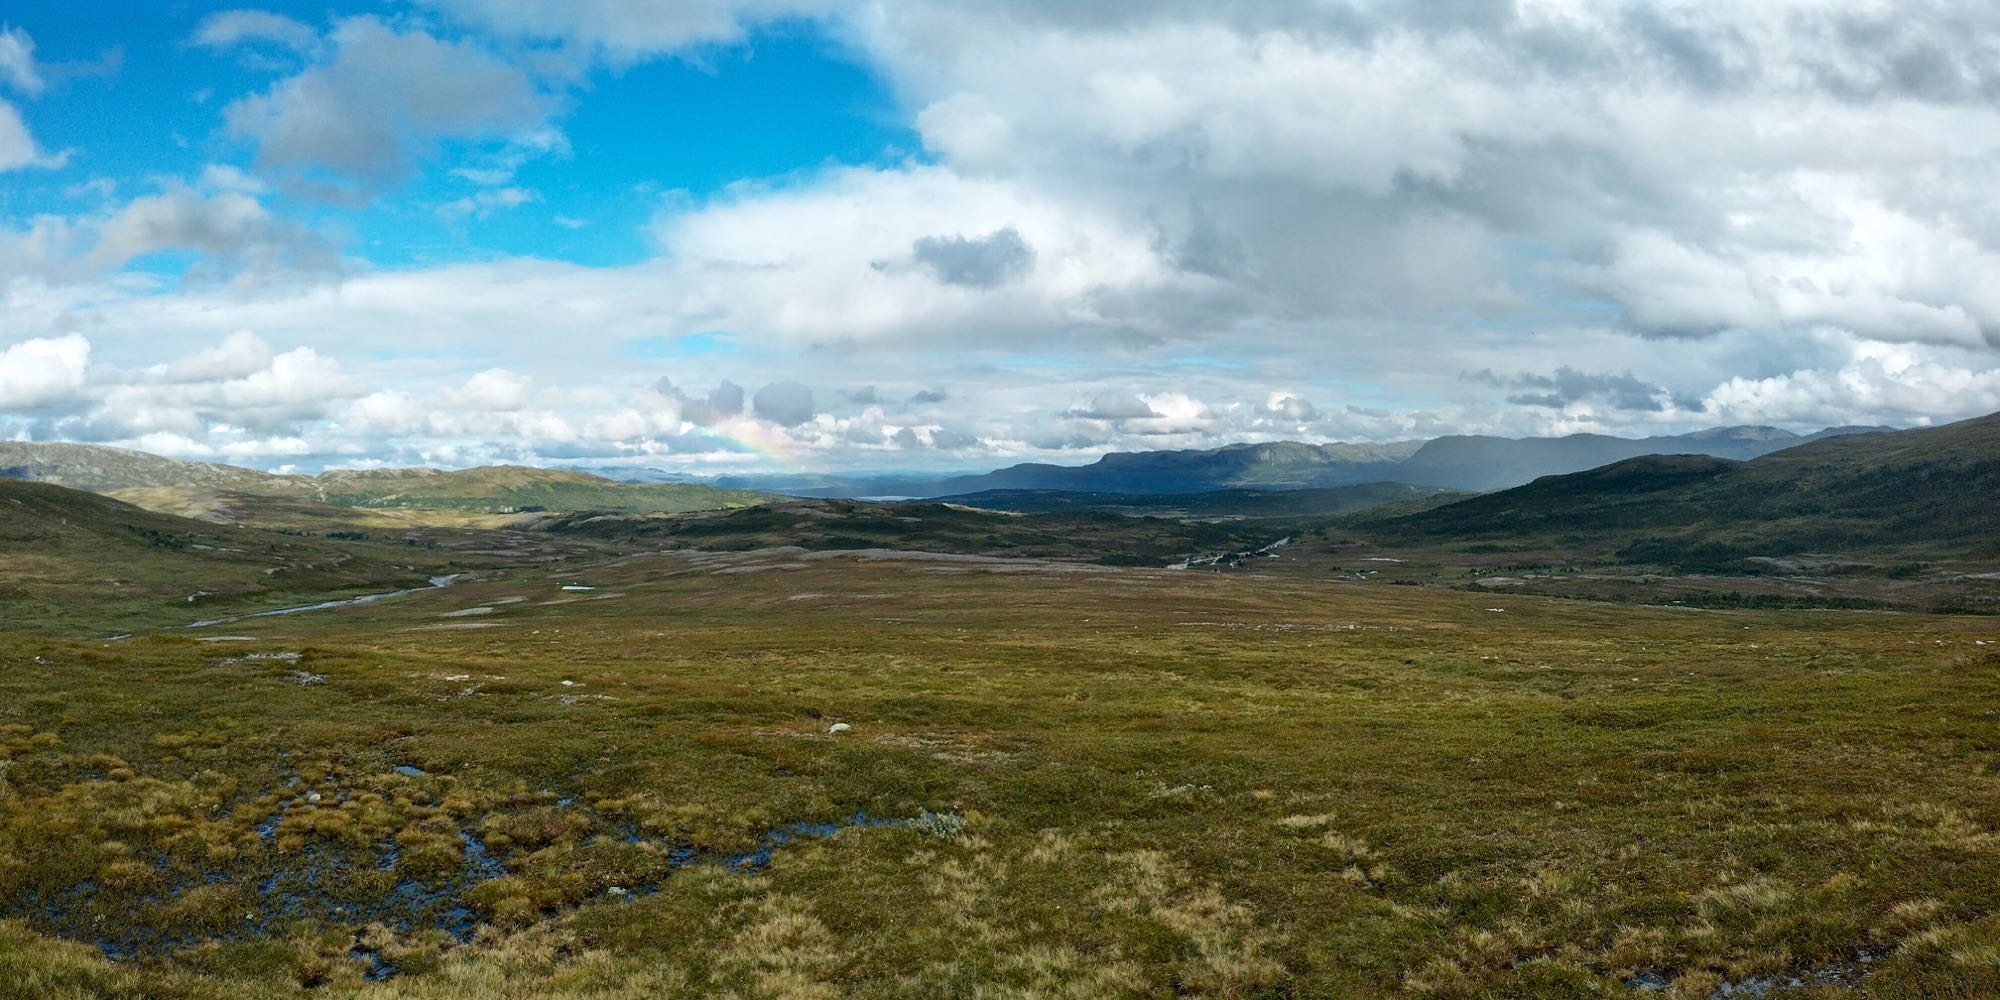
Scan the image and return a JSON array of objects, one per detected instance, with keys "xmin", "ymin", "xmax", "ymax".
[{"xmin": 2, "ymin": 550, "xmax": 1999, "ymax": 996}]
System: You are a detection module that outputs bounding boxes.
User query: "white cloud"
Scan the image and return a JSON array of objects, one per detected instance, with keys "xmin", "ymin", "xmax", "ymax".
[
  {"xmin": 155, "ymin": 330, "xmax": 273, "ymax": 383},
  {"xmin": 1704, "ymin": 349, "xmax": 2000, "ymax": 427},
  {"xmin": 450, "ymin": 368, "xmax": 535, "ymax": 411},
  {"xmin": 437, "ymin": 186, "xmax": 540, "ymax": 220},
  {"xmin": 191, "ymin": 10, "xmax": 319, "ymax": 53},
  {"xmin": 11, "ymin": 1, "xmax": 2000, "ymax": 469},
  {"xmin": 0, "ymin": 99, "xmax": 61, "ymax": 172},
  {"xmin": 341, "ymin": 390, "xmax": 428, "ymax": 436},
  {"xmin": 0, "ymin": 186, "xmax": 335, "ymax": 283},
  {"xmin": 0, "ymin": 335, "xmax": 89, "ymax": 411},
  {"xmin": 0, "ymin": 26, "xmax": 43, "ymax": 95}
]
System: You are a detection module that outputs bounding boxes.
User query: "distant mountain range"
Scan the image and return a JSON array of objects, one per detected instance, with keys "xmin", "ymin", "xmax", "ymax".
[
  {"xmin": 595, "ymin": 424, "xmax": 1889, "ymax": 497},
  {"xmin": 3, "ymin": 425, "xmax": 1898, "ymax": 525},
  {"xmin": 927, "ymin": 482, "xmax": 1450, "ymax": 517},
  {"xmin": 1370, "ymin": 414, "xmax": 2000, "ymax": 566}
]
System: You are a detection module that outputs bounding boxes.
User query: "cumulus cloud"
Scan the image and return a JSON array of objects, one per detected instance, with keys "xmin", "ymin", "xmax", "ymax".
[
  {"xmin": 342, "ymin": 389, "xmax": 427, "ymax": 436},
  {"xmin": 224, "ymin": 16, "xmax": 551, "ymax": 186},
  {"xmin": 1264, "ymin": 395, "xmax": 1318, "ymax": 421},
  {"xmin": 0, "ymin": 332, "xmax": 354, "ymax": 450},
  {"xmin": 450, "ymin": 368, "xmax": 535, "ymax": 411},
  {"xmin": 0, "ymin": 335, "xmax": 90, "ymax": 411},
  {"xmin": 11, "ymin": 1, "xmax": 2000, "ymax": 467},
  {"xmin": 155, "ymin": 330, "xmax": 274, "ymax": 383},
  {"xmin": 838, "ymin": 1, "xmax": 2000, "ymax": 350},
  {"xmin": 642, "ymin": 163, "xmax": 1208, "ymax": 350},
  {"xmin": 752, "ymin": 381, "xmax": 816, "ymax": 426},
  {"xmin": 0, "ymin": 186, "xmax": 333, "ymax": 284},
  {"xmin": 88, "ymin": 189, "xmax": 333, "ymax": 276},
  {"xmin": 1704, "ymin": 348, "xmax": 2000, "ymax": 427}
]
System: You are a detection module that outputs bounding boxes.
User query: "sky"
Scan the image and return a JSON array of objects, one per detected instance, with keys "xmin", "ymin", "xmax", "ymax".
[{"xmin": 2, "ymin": 0, "xmax": 1999, "ymax": 474}]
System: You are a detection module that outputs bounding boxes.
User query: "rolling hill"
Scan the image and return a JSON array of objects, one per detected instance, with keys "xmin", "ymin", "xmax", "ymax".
[
  {"xmin": 0, "ymin": 441, "xmax": 292, "ymax": 493},
  {"xmin": 1372, "ymin": 413, "xmax": 2000, "ymax": 567},
  {"xmin": 0, "ymin": 480, "xmax": 454, "ymax": 633},
  {"xmin": 539, "ymin": 499, "xmax": 1278, "ymax": 566},
  {"xmin": 307, "ymin": 465, "xmax": 768, "ymax": 515},
  {"xmin": 0, "ymin": 443, "xmax": 770, "ymax": 523}
]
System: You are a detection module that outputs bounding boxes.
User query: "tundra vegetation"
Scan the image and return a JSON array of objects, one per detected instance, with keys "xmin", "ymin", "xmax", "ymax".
[{"xmin": 0, "ymin": 420, "xmax": 1997, "ymax": 997}]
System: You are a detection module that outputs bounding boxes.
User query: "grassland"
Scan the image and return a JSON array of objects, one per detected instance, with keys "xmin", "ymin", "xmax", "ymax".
[{"xmin": 3, "ymin": 527, "xmax": 2000, "ymax": 997}]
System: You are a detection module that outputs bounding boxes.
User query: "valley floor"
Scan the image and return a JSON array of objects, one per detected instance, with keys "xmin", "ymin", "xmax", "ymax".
[{"xmin": 2, "ymin": 547, "xmax": 1999, "ymax": 998}]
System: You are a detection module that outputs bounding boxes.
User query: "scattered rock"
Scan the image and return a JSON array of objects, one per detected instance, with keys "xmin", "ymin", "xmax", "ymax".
[
  {"xmin": 908, "ymin": 809, "xmax": 967, "ymax": 840},
  {"xmin": 288, "ymin": 671, "xmax": 327, "ymax": 686},
  {"xmin": 392, "ymin": 765, "xmax": 425, "ymax": 778},
  {"xmin": 1625, "ymin": 971, "xmax": 1671, "ymax": 991}
]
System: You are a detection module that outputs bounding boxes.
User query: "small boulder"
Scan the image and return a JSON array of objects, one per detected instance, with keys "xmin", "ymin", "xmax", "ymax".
[{"xmin": 827, "ymin": 723, "xmax": 852, "ymax": 735}]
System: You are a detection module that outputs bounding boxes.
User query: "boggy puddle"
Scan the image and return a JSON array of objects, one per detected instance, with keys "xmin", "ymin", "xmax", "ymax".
[{"xmin": 6, "ymin": 791, "xmax": 913, "ymax": 981}]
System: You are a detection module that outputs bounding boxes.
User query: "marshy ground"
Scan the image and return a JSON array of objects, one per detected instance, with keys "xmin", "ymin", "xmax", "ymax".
[{"xmin": 3, "ymin": 546, "xmax": 1999, "ymax": 997}]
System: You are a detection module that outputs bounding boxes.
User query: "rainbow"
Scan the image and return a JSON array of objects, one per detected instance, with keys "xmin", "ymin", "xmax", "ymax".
[{"xmin": 697, "ymin": 417, "xmax": 802, "ymax": 468}]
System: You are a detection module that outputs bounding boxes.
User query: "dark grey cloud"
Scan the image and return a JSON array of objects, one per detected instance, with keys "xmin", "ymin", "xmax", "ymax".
[
  {"xmin": 654, "ymin": 377, "xmax": 744, "ymax": 425},
  {"xmin": 928, "ymin": 427, "xmax": 980, "ymax": 450},
  {"xmin": 909, "ymin": 387, "xmax": 948, "ymax": 404},
  {"xmin": 1468, "ymin": 367, "xmax": 1693, "ymax": 413},
  {"xmin": 1620, "ymin": 5, "xmax": 1752, "ymax": 91},
  {"xmin": 752, "ymin": 380, "xmax": 816, "ymax": 426},
  {"xmin": 1064, "ymin": 391, "xmax": 1159, "ymax": 421},
  {"xmin": 911, "ymin": 227, "xmax": 1034, "ymax": 288}
]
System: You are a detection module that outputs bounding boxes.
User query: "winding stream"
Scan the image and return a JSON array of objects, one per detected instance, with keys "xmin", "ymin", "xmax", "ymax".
[{"xmin": 181, "ymin": 575, "xmax": 463, "ymax": 630}]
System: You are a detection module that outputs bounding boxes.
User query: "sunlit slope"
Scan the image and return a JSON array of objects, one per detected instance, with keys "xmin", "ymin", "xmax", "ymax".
[
  {"xmin": 1, "ymin": 442, "xmax": 772, "ymax": 520},
  {"xmin": 0, "ymin": 480, "xmax": 441, "ymax": 633},
  {"xmin": 309, "ymin": 465, "xmax": 772, "ymax": 515}
]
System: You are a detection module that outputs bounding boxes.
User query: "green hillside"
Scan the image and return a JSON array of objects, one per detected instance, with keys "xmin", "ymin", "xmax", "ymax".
[
  {"xmin": 1375, "ymin": 414, "xmax": 2000, "ymax": 568},
  {"xmin": 0, "ymin": 441, "xmax": 294, "ymax": 493},
  {"xmin": 0, "ymin": 443, "xmax": 771, "ymax": 521},
  {"xmin": 310, "ymin": 465, "xmax": 770, "ymax": 515},
  {"xmin": 541, "ymin": 498, "xmax": 1277, "ymax": 566},
  {"xmin": 0, "ymin": 480, "xmax": 450, "ymax": 634}
]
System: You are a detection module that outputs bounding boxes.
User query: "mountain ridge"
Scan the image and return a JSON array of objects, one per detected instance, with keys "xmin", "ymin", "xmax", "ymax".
[{"xmin": 1371, "ymin": 413, "xmax": 2000, "ymax": 566}]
